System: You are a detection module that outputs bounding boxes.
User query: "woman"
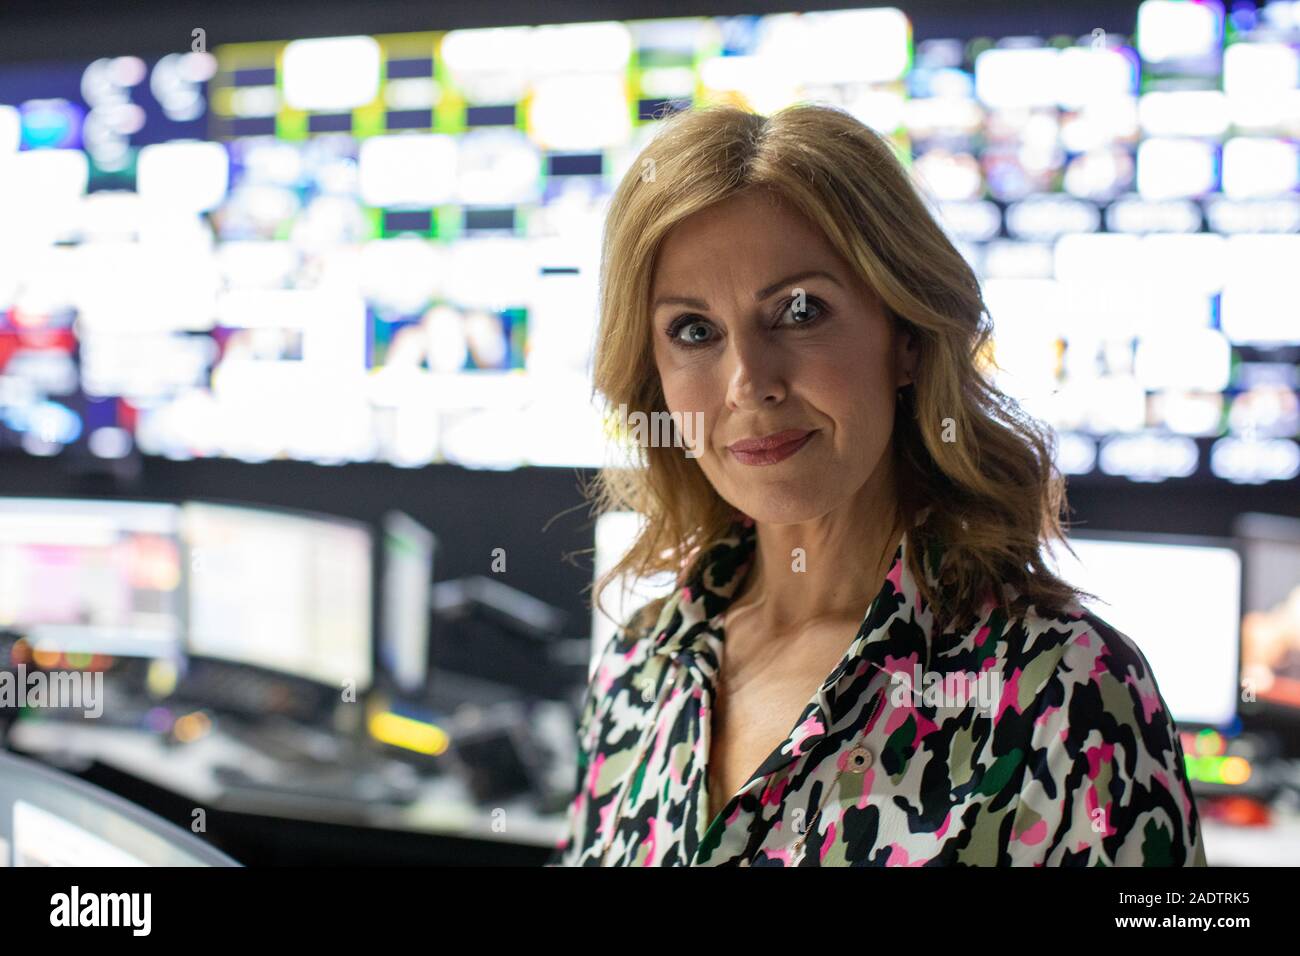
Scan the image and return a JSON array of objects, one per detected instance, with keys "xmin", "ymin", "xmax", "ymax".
[{"xmin": 548, "ymin": 103, "xmax": 1206, "ymax": 867}]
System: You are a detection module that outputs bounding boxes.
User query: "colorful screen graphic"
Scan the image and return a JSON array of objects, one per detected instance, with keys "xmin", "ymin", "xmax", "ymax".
[{"xmin": 1, "ymin": 2, "xmax": 1298, "ymax": 478}]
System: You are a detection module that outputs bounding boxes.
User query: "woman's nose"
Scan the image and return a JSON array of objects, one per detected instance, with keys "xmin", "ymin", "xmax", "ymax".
[{"xmin": 725, "ymin": 334, "xmax": 787, "ymax": 410}]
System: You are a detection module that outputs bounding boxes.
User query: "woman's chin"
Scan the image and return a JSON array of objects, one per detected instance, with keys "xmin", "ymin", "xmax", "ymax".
[{"xmin": 727, "ymin": 495, "xmax": 833, "ymax": 528}]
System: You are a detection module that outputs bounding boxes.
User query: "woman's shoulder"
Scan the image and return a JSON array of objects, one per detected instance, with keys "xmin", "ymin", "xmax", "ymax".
[
  {"xmin": 584, "ymin": 592, "xmax": 682, "ymax": 717},
  {"xmin": 997, "ymin": 596, "xmax": 1172, "ymax": 719},
  {"xmin": 985, "ymin": 598, "xmax": 1204, "ymax": 865},
  {"xmin": 968, "ymin": 591, "xmax": 1180, "ymax": 744},
  {"xmin": 597, "ymin": 592, "xmax": 678, "ymax": 667}
]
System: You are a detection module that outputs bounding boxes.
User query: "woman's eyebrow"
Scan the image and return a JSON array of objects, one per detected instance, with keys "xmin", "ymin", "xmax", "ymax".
[
  {"xmin": 754, "ymin": 269, "xmax": 842, "ymax": 301},
  {"xmin": 651, "ymin": 269, "xmax": 843, "ymax": 312}
]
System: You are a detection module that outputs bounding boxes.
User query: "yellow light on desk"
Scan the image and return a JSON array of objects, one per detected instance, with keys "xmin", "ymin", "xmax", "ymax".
[
  {"xmin": 173, "ymin": 710, "xmax": 211, "ymax": 743},
  {"xmin": 31, "ymin": 647, "xmax": 61, "ymax": 669},
  {"xmin": 367, "ymin": 710, "xmax": 449, "ymax": 756},
  {"xmin": 146, "ymin": 659, "xmax": 179, "ymax": 697},
  {"xmin": 1220, "ymin": 755, "xmax": 1252, "ymax": 786}
]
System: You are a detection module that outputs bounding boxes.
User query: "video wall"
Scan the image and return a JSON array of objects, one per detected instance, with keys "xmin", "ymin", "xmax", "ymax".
[{"xmin": 1, "ymin": 2, "xmax": 1298, "ymax": 479}]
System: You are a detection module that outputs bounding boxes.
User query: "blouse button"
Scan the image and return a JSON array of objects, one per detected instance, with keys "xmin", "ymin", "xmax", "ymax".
[{"xmin": 845, "ymin": 746, "xmax": 873, "ymax": 773}]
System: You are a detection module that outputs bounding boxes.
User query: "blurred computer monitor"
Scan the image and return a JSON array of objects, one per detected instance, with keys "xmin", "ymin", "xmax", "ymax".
[
  {"xmin": 380, "ymin": 510, "xmax": 436, "ymax": 695},
  {"xmin": 0, "ymin": 497, "xmax": 183, "ymax": 659},
  {"xmin": 181, "ymin": 500, "xmax": 373, "ymax": 690},
  {"xmin": 1235, "ymin": 512, "xmax": 1300, "ymax": 715},
  {"xmin": 0, "ymin": 750, "xmax": 237, "ymax": 866},
  {"xmin": 590, "ymin": 511, "xmax": 676, "ymax": 680},
  {"xmin": 591, "ymin": 517, "xmax": 1244, "ymax": 729},
  {"xmin": 1048, "ymin": 530, "xmax": 1242, "ymax": 729}
]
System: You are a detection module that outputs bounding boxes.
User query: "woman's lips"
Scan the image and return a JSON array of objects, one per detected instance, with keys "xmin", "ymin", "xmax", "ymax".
[{"xmin": 727, "ymin": 430, "xmax": 817, "ymax": 466}]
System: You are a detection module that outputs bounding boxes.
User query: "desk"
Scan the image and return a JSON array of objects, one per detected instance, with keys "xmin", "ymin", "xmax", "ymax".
[
  {"xmin": 1200, "ymin": 818, "xmax": 1300, "ymax": 866},
  {"xmin": 7, "ymin": 720, "xmax": 564, "ymax": 862},
  {"xmin": 22, "ymin": 720, "xmax": 1289, "ymax": 866}
]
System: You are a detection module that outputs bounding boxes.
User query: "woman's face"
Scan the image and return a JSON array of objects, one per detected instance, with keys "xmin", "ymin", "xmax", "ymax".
[{"xmin": 649, "ymin": 189, "xmax": 917, "ymax": 526}]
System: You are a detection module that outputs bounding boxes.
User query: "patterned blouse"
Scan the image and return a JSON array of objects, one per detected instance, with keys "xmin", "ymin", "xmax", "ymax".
[{"xmin": 547, "ymin": 514, "xmax": 1207, "ymax": 867}]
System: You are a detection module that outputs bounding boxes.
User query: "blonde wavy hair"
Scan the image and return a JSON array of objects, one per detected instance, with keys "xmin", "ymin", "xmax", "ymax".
[{"xmin": 583, "ymin": 102, "xmax": 1093, "ymax": 637}]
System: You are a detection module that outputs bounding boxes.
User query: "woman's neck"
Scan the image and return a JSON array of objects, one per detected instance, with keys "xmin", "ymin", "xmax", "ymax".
[{"xmin": 731, "ymin": 473, "xmax": 904, "ymax": 634}]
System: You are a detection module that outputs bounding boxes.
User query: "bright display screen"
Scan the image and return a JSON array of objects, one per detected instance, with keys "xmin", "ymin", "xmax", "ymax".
[{"xmin": 1, "ymin": 2, "xmax": 1298, "ymax": 480}]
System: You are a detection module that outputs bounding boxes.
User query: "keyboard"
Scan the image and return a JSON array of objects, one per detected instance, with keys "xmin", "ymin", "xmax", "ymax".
[
  {"xmin": 212, "ymin": 760, "xmax": 421, "ymax": 805},
  {"xmin": 170, "ymin": 663, "xmax": 313, "ymax": 720}
]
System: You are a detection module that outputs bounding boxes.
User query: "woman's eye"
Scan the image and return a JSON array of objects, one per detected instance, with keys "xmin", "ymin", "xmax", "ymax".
[
  {"xmin": 779, "ymin": 297, "xmax": 825, "ymax": 327},
  {"xmin": 669, "ymin": 318, "xmax": 715, "ymax": 346}
]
